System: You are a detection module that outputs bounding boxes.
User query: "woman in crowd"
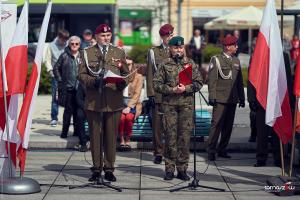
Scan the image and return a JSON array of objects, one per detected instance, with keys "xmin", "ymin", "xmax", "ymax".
[
  {"xmin": 54, "ymin": 35, "xmax": 81, "ymax": 138},
  {"xmin": 119, "ymin": 58, "xmax": 144, "ymax": 151}
]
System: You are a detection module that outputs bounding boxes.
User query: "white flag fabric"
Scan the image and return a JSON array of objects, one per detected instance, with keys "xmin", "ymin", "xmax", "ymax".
[
  {"xmin": 17, "ymin": 1, "xmax": 52, "ymax": 173},
  {"xmin": 249, "ymin": 0, "xmax": 292, "ymax": 143}
]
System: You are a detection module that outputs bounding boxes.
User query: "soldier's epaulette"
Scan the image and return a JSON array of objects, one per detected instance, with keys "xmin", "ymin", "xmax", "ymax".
[
  {"xmin": 83, "ymin": 46, "xmax": 93, "ymax": 50},
  {"xmin": 151, "ymin": 46, "xmax": 160, "ymax": 50}
]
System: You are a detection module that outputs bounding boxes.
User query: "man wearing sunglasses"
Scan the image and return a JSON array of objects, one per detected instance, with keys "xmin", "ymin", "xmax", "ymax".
[
  {"xmin": 53, "ymin": 36, "xmax": 83, "ymax": 142},
  {"xmin": 78, "ymin": 24, "xmax": 130, "ymax": 183}
]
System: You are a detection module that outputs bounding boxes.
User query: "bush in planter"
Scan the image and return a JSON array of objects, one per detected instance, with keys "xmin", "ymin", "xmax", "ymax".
[
  {"xmin": 27, "ymin": 63, "xmax": 51, "ymax": 94},
  {"xmin": 128, "ymin": 45, "xmax": 151, "ymax": 64},
  {"xmin": 202, "ymin": 44, "xmax": 222, "ymax": 63}
]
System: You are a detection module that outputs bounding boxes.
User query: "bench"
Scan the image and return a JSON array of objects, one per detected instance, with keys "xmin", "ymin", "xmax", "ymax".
[{"xmin": 131, "ymin": 109, "xmax": 211, "ymax": 141}]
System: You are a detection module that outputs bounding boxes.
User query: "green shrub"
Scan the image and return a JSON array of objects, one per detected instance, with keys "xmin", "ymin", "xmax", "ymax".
[
  {"xmin": 128, "ymin": 45, "xmax": 151, "ymax": 64},
  {"xmin": 242, "ymin": 67, "xmax": 248, "ymax": 87},
  {"xmin": 202, "ymin": 44, "xmax": 222, "ymax": 63},
  {"xmin": 27, "ymin": 63, "xmax": 51, "ymax": 94}
]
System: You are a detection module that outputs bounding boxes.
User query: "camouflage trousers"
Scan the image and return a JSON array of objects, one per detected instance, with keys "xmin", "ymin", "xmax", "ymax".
[{"xmin": 162, "ymin": 104, "xmax": 193, "ymax": 173}]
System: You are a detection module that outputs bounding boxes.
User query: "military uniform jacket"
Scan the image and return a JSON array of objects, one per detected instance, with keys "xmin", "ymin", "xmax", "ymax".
[
  {"xmin": 146, "ymin": 44, "xmax": 170, "ymax": 103},
  {"xmin": 78, "ymin": 44, "xmax": 130, "ymax": 112},
  {"xmin": 207, "ymin": 53, "xmax": 245, "ymax": 104},
  {"xmin": 153, "ymin": 57, "xmax": 203, "ymax": 106}
]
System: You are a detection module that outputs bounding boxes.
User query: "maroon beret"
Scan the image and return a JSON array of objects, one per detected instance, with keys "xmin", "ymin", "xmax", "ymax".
[
  {"xmin": 222, "ymin": 35, "xmax": 238, "ymax": 46},
  {"xmin": 159, "ymin": 24, "xmax": 174, "ymax": 36},
  {"xmin": 95, "ymin": 24, "xmax": 111, "ymax": 34}
]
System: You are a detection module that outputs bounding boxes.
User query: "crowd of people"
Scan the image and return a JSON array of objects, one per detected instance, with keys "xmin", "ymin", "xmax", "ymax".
[{"xmin": 43, "ymin": 22, "xmax": 297, "ymax": 183}]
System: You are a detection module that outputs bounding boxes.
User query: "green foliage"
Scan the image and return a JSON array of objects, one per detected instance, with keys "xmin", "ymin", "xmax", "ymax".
[
  {"xmin": 202, "ymin": 44, "xmax": 222, "ymax": 63},
  {"xmin": 27, "ymin": 63, "xmax": 52, "ymax": 94},
  {"xmin": 241, "ymin": 67, "xmax": 248, "ymax": 87},
  {"xmin": 128, "ymin": 45, "xmax": 151, "ymax": 64}
]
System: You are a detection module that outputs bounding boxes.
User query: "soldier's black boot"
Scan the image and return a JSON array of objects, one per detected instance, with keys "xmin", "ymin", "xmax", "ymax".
[
  {"xmin": 88, "ymin": 172, "xmax": 100, "ymax": 182},
  {"xmin": 104, "ymin": 171, "xmax": 116, "ymax": 182},
  {"xmin": 154, "ymin": 155, "xmax": 162, "ymax": 164},
  {"xmin": 164, "ymin": 172, "xmax": 174, "ymax": 180},
  {"xmin": 177, "ymin": 171, "xmax": 190, "ymax": 181}
]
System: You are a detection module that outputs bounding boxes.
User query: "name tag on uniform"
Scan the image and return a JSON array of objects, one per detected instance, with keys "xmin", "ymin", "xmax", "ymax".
[{"xmin": 233, "ymin": 63, "xmax": 240, "ymax": 70}]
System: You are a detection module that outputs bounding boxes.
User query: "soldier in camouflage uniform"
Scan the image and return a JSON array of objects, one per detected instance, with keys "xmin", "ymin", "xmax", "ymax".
[
  {"xmin": 146, "ymin": 24, "xmax": 174, "ymax": 164},
  {"xmin": 78, "ymin": 24, "xmax": 129, "ymax": 182},
  {"xmin": 207, "ymin": 35, "xmax": 245, "ymax": 161},
  {"xmin": 153, "ymin": 36, "xmax": 203, "ymax": 181}
]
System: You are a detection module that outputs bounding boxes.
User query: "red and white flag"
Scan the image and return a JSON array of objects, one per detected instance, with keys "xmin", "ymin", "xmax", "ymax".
[
  {"xmin": 17, "ymin": 1, "xmax": 52, "ymax": 173},
  {"xmin": 0, "ymin": 1, "xmax": 17, "ymax": 178},
  {"xmin": 249, "ymin": 0, "xmax": 293, "ymax": 144},
  {"xmin": 0, "ymin": 0, "xmax": 28, "ymax": 169}
]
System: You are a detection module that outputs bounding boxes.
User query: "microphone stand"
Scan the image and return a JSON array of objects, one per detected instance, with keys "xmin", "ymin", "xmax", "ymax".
[{"xmin": 170, "ymin": 61, "xmax": 225, "ymax": 192}]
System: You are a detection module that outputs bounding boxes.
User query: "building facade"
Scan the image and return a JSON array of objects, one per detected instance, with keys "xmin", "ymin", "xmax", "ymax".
[
  {"xmin": 118, "ymin": 0, "xmax": 169, "ymax": 46},
  {"xmin": 169, "ymin": 0, "xmax": 296, "ymax": 44}
]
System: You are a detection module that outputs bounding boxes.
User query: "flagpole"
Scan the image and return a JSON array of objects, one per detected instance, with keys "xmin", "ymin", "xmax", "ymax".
[
  {"xmin": 289, "ymin": 98, "xmax": 298, "ymax": 177},
  {"xmin": 0, "ymin": 1, "xmax": 13, "ymax": 179},
  {"xmin": 280, "ymin": 0, "xmax": 285, "ymax": 177}
]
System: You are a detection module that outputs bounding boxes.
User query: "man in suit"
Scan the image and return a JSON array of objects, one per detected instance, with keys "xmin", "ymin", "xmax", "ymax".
[
  {"xmin": 207, "ymin": 35, "xmax": 245, "ymax": 161},
  {"xmin": 78, "ymin": 24, "xmax": 129, "ymax": 182},
  {"xmin": 146, "ymin": 24, "xmax": 174, "ymax": 164}
]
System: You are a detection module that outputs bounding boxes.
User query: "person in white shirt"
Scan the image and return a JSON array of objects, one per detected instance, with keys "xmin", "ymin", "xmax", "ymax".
[{"xmin": 189, "ymin": 29, "xmax": 205, "ymax": 69}]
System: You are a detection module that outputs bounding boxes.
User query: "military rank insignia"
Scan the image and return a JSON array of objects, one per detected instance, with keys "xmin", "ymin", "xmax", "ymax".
[
  {"xmin": 233, "ymin": 63, "xmax": 240, "ymax": 70},
  {"xmin": 112, "ymin": 58, "xmax": 123, "ymax": 68}
]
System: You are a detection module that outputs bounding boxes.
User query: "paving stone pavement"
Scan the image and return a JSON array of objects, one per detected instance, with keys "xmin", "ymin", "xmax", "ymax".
[{"xmin": 1, "ymin": 151, "xmax": 299, "ymax": 200}]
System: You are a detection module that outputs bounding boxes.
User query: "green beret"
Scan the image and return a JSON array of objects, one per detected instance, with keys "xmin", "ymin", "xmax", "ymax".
[{"xmin": 168, "ymin": 36, "xmax": 184, "ymax": 46}]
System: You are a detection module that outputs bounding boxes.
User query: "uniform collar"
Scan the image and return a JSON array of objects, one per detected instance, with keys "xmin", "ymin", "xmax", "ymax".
[{"xmin": 223, "ymin": 52, "xmax": 232, "ymax": 59}]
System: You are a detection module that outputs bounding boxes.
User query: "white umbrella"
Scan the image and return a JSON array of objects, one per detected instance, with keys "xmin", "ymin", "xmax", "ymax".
[
  {"xmin": 204, "ymin": 6, "xmax": 263, "ymax": 54},
  {"xmin": 204, "ymin": 6, "xmax": 263, "ymax": 30}
]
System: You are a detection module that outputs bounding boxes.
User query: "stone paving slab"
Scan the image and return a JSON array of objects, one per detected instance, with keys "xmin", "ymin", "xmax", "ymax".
[{"xmin": 1, "ymin": 151, "xmax": 300, "ymax": 200}]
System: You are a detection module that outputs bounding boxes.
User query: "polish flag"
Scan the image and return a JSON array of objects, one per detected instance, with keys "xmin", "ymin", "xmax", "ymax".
[
  {"xmin": 295, "ymin": 50, "xmax": 300, "ymax": 132},
  {"xmin": 17, "ymin": 1, "xmax": 52, "ymax": 173},
  {"xmin": 0, "ymin": 0, "xmax": 28, "ymax": 168},
  {"xmin": 249, "ymin": 0, "xmax": 293, "ymax": 144}
]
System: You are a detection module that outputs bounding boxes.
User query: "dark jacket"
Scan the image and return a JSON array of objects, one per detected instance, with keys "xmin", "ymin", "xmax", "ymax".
[
  {"xmin": 76, "ymin": 83, "xmax": 85, "ymax": 110},
  {"xmin": 54, "ymin": 47, "xmax": 81, "ymax": 90}
]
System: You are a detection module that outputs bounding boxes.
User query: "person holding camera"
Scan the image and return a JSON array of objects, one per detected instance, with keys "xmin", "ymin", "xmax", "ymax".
[
  {"xmin": 146, "ymin": 24, "xmax": 174, "ymax": 164},
  {"xmin": 207, "ymin": 35, "xmax": 245, "ymax": 161},
  {"xmin": 78, "ymin": 24, "xmax": 129, "ymax": 183}
]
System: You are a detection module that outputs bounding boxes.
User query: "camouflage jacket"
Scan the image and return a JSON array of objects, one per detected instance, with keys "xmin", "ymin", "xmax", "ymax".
[
  {"xmin": 153, "ymin": 57, "xmax": 203, "ymax": 106},
  {"xmin": 146, "ymin": 44, "xmax": 170, "ymax": 103}
]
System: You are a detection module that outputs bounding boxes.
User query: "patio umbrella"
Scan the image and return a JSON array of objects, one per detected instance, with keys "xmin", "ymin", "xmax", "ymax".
[
  {"xmin": 204, "ymin": 6, "xmax": 263, "ymax": 54},
  {"xmin": 204, "ymin": 6, "xmax": 263, "ymax": 30}
]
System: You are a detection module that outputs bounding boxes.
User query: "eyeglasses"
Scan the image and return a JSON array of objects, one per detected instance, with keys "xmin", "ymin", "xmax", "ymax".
[{"xmin": 70, "ymin": 43, "xmax": 79, "ymax": 46}]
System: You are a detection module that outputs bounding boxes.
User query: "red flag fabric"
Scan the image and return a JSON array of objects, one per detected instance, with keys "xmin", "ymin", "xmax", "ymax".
[
  {"xmin": 295, "ymin": 50, "xmax": 300, "ymax": 97},
  {"xmin": 249, "ymin": 0, "xmax": 293, "ymax": 144},
  {"xmin": 0, "ymin": 1, "xmax": 28, "ymax": 172},
  {"xmin": 17, "ymin": 1, "xmax": 52, "ymax": 173}
]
